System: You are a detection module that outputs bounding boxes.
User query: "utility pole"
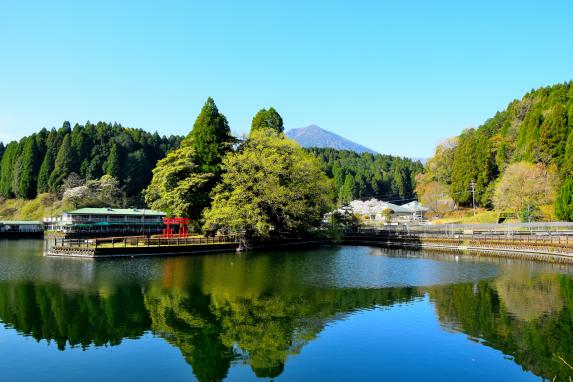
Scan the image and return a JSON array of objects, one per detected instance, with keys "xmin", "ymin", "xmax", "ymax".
[{"xmin": 470, "ymin": 181, "xmax": 476, "ymax": 216}]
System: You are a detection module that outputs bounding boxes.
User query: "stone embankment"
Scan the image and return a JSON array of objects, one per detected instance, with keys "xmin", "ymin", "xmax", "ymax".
[{"xmin": 342, "ymin": 232, "xmax": 573, "ymax": 264}]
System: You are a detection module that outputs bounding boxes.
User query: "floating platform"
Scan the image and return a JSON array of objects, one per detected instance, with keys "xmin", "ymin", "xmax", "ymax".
[{"xmin": 47, "ymin": 236, "xmax": 240, "ymax": 258}]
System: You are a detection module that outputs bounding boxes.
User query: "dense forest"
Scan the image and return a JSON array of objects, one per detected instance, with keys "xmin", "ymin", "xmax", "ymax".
[
  {"xmin": 0, "ymin": 104, "xmax": 421, "ymax": 224},
  {"xmin": 0, "ymin": 121, "xmax": 181, "ymax": 204},
  {"xmin": 308, "ymin": 148, "xmax": 423, "ymax": 204},
  {"xmin": 418, "ymin": 81, "xmax": 573, "ymax": 221}
]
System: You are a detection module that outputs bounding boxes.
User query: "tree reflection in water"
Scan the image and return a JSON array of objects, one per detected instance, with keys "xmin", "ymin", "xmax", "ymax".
[{"xmin": 0, "ymin": 251, "xmax": 572, "ymax": 381}]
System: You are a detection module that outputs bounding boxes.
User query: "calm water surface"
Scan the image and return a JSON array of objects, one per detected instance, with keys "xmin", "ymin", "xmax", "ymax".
[{"xmin": 1, "ymin": 240, "xmax": 573, "ymax": 381}]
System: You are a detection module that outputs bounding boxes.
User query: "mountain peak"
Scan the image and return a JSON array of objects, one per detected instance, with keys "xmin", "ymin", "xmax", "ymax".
[{"xmin": 286, "ymin": 125, "xmax": 377, "ymax": 154}]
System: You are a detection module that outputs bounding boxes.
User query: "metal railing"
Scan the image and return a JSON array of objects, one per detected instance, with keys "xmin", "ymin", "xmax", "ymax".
[{"xmin": 358, "ymin": 222, "xmax": 573, "ymax": 236}]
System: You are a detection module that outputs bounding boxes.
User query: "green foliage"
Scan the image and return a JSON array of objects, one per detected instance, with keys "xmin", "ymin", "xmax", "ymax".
[
  {"xmin": 1, "ymin": 121, "xmax": 181, "ymax": 203},
  {"xmin": 203, "ymin": 129, "xmax": 333, "ymax": 243},
  {"xmin": 338, "ymin": 174, "xmax": 357, "ymax": 204},
  {"xmin": 36, "ymin": 130, "xmax": 59, "ymax": 194},
  {"xmin": 48, "ymin": 134, "xmax": 74, "ymax": 194},
  {"xmin": 450, "ymin": 129, "xmax": 496, "ymax": 207},
  {"xmin": 16, "ymin": 137, "xmax": 41, "ymax": 199},
  {"xmin": 250, "ymin": 107, "xmax": 284, "ymax": 133},
  {"xmin": 185, "ymin": 97, "xmax": 234, "ymax": 174},
  {"xmin": 144, "ymin": 144, "xmax": 214, "ymax": 221},
  {"xmin": 555, "ymin": 177, "xmax": 573, "ymax": 221},
  {"xmin": 104, "ymin": 143, "xmax": 121, "ymax": 178},
  {"xmin": 306, "ymin": 148, "xmax": 423, "ymax": 204},
  {"xmin": 0, "ymin": 142, "xmax": 18, "ymax": 198},
  {"xmin": 424, "ymin": 81, "xmax": 573, "ymax": 217}
]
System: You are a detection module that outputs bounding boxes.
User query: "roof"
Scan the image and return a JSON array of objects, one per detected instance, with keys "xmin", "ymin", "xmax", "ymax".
[
  {"xmin": 65, "ymin": 208, "xmax": 166, "ymax": 216},
  {"xmin": 345, "ymin": 199, "xmax": 413, "ymax": 214},
  {"xmin": 401, "ymin": 201, "xmax": 430, "ymax": 212},
  {"xmin": 1, "ymin": 221, "xmax": 43, "ymax": 225}
]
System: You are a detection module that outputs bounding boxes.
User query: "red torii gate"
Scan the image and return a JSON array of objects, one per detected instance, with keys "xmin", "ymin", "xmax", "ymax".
[{"xmin": 162, "ymin": 217, "xmax": 190, "ymax": 238}]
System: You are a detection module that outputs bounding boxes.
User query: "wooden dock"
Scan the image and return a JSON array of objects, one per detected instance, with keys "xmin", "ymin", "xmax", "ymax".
[{"xmin": 47, "ymin": 235, "xmax": 240, "ymax": 258}]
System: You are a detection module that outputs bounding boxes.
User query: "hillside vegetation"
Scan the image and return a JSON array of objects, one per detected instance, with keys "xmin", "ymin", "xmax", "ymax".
[
  {"xmin": 0, "ymin": 194, "xmax": 67, "ymax": 221},
  {"xmin": 308, "ymin": 148, "xmax": 423, "ymax": 204},
  {"xmin": 0, "ymin": 121, "xmax": 181, "ymax": 205},
  {"xmin": 418, "ymin": 81, "xmax": 573, "ymax": 221}
]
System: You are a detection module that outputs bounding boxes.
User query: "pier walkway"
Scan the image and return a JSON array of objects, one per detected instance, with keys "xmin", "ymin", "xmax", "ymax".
[{"xmin": 48, "ymin": 235, "xmax": 240, "ymax": 258}]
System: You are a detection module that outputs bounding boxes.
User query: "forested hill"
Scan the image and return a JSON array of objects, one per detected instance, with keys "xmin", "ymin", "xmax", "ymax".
[
  {"xmin": 0, "ymin": 121, "xmax": 181, "ymax": 202},
  {"xmin": 308, "ymin": 148, "xmax": 423, "ymax": 203},
  {"xmin": 418, "ymin": 81, "xmax": 573, "ymax": 220}
]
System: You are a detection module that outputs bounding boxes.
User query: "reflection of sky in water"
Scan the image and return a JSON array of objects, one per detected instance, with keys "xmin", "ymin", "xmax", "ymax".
[
  {"xmin": 1, "ymin": 240, "xmax": 572, "ymax": 381},
  {"xmin": 300, "ymin": 246, "xmax": 501, "ymax": 288}
]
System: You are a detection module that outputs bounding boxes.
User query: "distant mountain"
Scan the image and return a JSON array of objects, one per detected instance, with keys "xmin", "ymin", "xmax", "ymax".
[{"xmin": 286, "ymin": 125, "xmax": 377, "ymax": 154}]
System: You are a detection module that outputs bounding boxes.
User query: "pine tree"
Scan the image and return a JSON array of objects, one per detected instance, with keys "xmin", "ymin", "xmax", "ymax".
[
  {"xmin": 37, "ymin": 130, "xmax": 58, "ymax": 194},
  {"xmin": 48, "ymin": 135, "xmax": 74, "ymax": 193},
  {"xmin": 250, "ymin": 107, "xmax": 284, "ymax": 133},
  {"xmin": 16, "ymin": 137, "xmax": 40, "ymax": 199},
  {"xmin": 0, "ymin": 142, "xmax": 18, "ymax": 198},
  {"xmin": 339, "ymin": 174, "xmax": 357, "ymax": 204},
  {"xmin": 185, "ymin": 97, "xmax": 234, "ymax": 174},
  {"xmin": 104, "ymin": 143, "xmax": 121, "ymax": 178}
]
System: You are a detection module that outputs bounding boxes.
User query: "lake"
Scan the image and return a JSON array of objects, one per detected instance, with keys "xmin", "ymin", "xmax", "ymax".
[{"xmin": 1, "ymin": 240, "xmax": 572, "ymax": 381}]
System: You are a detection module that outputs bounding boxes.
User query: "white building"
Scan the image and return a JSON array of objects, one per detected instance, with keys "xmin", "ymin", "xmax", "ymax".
[
  {"xmin": 44, "ymin": 208, "xmax": 166, "ymax": 235},
  {"xmin": 342, "ymin": 198, "xmax": 427, "ymax": 222}
]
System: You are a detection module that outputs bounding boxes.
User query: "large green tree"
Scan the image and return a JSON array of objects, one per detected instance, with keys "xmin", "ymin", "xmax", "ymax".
[
  {"xmin": 250, "ymin": 107, "xmax": 284, "ymax": 133},
  {"xmin": 450, "ymin": 129, "xmax": 495, "ymax": 207},
  {"xmin": 144, "ymin": 143, "xmax": 214, "ymax": 221},
  {"xmin": 16, "ymin": 137, "xmax": 41, "ymax": 199},
  {"xmin": 104, "ymin": 143, "xmax": 121, "ymax": 178},
  {"xmin": 555, "ymin": 177, "xmax": 573, "ymax": 221},
  {"xmin": 144, "ymin": 98, "xmax": 233, "ymax": 219},
  {"xmin": 48, "ymin": 135, "xmax": 74, "ymax": 193},
  {"xmin": 203, "ymin": 129, "xmax": 332, "ymax": 244},
  {"xmin": 186, "ymin": 97, "xmax": 234, "ymax": 174},
  {"xmin": 0, "ymin": 142, "xmax": 18, "ymax": 198},
  {"xmin": 37, "ymin": 129, "xmax": 59, "ymax": 194}
]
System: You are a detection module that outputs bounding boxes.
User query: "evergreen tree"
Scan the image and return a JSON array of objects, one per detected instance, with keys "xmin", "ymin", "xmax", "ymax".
[
  {"xmin": 250, "ymin": 107, "xmax": 284, "ymax": 133},
  {"xmin": 48, "ymin": 135, "xmax": 74, "ymax": 193},
  {"xmin": 0, "ymin": 142, "xmax": 18, "ymax": 198},
  {"xmin": 555, "ymin": 177, "xmax": 573, "ymax": 221},
  {"xmin": 16, "ymin": 137, "xmax": 40, "ymax": 199},
  {"xmin": 450, "ymin": 130, "xmax": 495, "ymax": 207},
  {"xmin": 339, "ymin": 174, "xmax": 357, "ymax": 204},
  {"xmin": 104, "ymin": 143, "xmax": 121, "ymax": 178},
  {"xmin": 539, "ymin": 104, "xmax": 569, "ymax": 164},
  {"xmin": 123, "ymin": 149, "xmax": 151, "ymax": 197},
  {"xmin": 37, "ymin": 130, "xmax": 58, "ymax": 194},
  {"xmin": 186, "ymin": 97, "xmax": 234, "ymax": 174}
]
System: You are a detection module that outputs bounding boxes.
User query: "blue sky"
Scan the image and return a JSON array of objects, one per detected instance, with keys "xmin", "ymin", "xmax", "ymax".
[{"xmin": 1, "ymin": 0, "xmax": 572, "ymax": 158}]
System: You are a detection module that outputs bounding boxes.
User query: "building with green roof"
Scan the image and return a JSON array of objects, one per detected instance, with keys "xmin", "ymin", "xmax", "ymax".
[{"xmin": 44, "ymin": 208, "xmax": 166, "ymax": 236}]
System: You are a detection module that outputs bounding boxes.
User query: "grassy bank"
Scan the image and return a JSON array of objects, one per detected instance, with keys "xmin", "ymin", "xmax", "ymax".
[{"xmin": 0, "ymin": 193, "xmax": 67, "ymax": 221}]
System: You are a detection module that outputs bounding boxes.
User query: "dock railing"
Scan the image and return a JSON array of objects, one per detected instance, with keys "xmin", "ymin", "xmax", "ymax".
[{"xmin": 52, "ymin": 235, "xmax": 238, "ymax": 249}]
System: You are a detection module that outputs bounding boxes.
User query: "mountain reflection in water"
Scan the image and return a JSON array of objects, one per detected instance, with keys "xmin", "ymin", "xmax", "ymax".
[{"xmin": 0, "ymin": 242, "xmax": 572, "ymax": 381}]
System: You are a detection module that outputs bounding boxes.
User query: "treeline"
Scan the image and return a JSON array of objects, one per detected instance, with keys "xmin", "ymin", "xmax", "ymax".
[
  {"xmin": 418, "ymin": 81, "xmax": 573, "ymax": 220},
  {"xmin": 0, "ymin": 121, "xmax": 181, "ymax": 203},
  {"xmin": 307, "ymin": 148, "xmax": 423, "ymax": 203}
]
